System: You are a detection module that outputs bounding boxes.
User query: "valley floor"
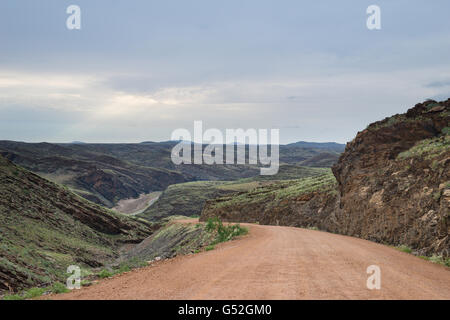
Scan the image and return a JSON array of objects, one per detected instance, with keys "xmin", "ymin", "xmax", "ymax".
[
  {"xmin": 49, "ymin": 219, "xmax": 450, "ymax": 300},
  {"xmin": 112, "ymin": 191, "xmax": 162, "ymax": 215}
]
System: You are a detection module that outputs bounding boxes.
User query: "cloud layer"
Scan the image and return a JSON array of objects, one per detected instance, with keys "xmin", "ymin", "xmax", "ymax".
[{"xmin": 1, "ymin": 1, "xmax": 450, "ymax": 143}]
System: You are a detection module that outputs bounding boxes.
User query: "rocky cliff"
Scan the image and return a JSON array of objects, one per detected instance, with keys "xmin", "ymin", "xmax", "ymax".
[
  {"xmin": 332, "ymin": 99, "xmax": 449, "ymax": 256},
  {"xmin": 201, "ymin": 99, "xmax": 449, "ymax": 257}
]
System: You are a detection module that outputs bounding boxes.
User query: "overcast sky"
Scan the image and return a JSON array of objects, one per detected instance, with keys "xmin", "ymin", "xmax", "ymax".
[{"xmin": 1, "ymin": 0, "xmax": 450, "ymax": 144}]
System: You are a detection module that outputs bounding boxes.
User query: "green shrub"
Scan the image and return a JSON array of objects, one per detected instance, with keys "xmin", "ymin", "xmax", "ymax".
[
  {"xmin": 81, "ymin": 280, "xmax": 92, "ymax": 287},
  {"xmin": 397, "ymin": 245, "xmax": 412, "ymax": 254},
  {"xmin": 205, "ymin": 217, "xmax": 220, "ymax": 232},
  {"xmin": 205, "ymin": 217, "xmax": 248, "ymax": 247},
  {"xmin": 51, "ymin": 282, "xmax": 69, "ymax": 294},
  {"xmin": 116, "ymin": 265, "xmax": 131, "ymax": 274},
  {"xmin": 205, "ymin": 245, "xmax": 215, "ymax": 251},
  {"xmin": 216, "ymin": 223, "xmax": 248, "ymax": 243},
  {"xmin": 98, "ymin": 269, "xmax": 114, "ymax": 279},
  {"xmin": 2, "ymin": 294, "xmax": 23, "ymax": 300},
  {"xmin": 24, "ymin": 287, "xmax": 46, "ymax": 299}
]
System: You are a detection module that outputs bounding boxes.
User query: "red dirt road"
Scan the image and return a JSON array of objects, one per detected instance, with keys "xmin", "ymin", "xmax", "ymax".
[{"xmin": 52, "ymin": 222, "xmax": 450, "ymax": 300}]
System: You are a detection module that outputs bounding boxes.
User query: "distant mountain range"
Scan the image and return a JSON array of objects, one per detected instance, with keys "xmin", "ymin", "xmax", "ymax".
[
  {"xmin": 0, "ymin": 140, "xmax": 344, "ymax": 208},
  {"xmin": 286, "ymin": 141, "xmax": 345, "ymax": 152}
]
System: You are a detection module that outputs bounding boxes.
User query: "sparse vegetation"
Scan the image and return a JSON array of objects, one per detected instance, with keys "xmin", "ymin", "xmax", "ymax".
[
  {"xmin": 96, "ymin": 259, "xmax": 145, "ymax": 279},
  {"xmin": 205, "ymin": 217, "xmax": 248, "ymax": 246},
  {"xmin": 212, "ymin": 171, "xmax": 336, "ymax": 209},
  {"xmin": 400, "ymin": 248, "xmax": 450, "ymax": 267},
  {"xmin": 1, "ymin": 282, "xmax": 69, "ymax": 300},
  {"xmin": 51, "ymin": 282, "xmax": 69, "ymax": 294},
  {"xmin": 24, "ymin": 287, "xmax": 47, "ymax": 299},
  {"xmin": 139, "ymin": 166, "xmax": 330, "ymax": 221},
  {"xmin": 98, "ymin": 269, "xmax": 114, "ymax": 279},
  {"xmin": 428, "ymin": 255, "xmax": 450, "ymax": 267},
  {"xmin": 397, "ymin": 135, "xmax": 449, "ymax": 160},
  {"xmin": 2, "ymin": 294, "xmax": 24, "ymax": 300},
  {"xmin": 397, "ymin": 245, "xmax": 412, "ymax": 254}
]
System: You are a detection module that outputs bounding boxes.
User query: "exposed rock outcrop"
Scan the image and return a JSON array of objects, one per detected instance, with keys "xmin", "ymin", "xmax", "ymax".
[
  {"xmin": 332, "ymin": 99, "xmax": 449, "ymax": 256},
  {"xmin": 201, "ymin": 99, "xmax": 450, "ymax": 257}
]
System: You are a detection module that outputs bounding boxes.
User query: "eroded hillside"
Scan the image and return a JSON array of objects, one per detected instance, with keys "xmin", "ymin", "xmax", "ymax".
[
  {"xmin": 0, "ymin": 156, "xmax": 154, "ymax": 293},
  {"xmin": 141, "ymin": 165, "xmax": 329, "ymax": 221}
]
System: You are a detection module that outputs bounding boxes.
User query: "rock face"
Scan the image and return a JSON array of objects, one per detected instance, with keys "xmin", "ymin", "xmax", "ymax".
[
  {"xmin": 332, "ymin": 99, "xmax": 449, "ymax": 256},
  {"xmin": 201, "ymin": 99, "xmax": 449, "ymax": 257}
]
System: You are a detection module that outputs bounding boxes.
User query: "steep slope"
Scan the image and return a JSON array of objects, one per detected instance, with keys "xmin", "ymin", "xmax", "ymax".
[
  {"xmin": 201, "ymin": 99, "xmax": 450, "ymax": 257},
  {"xmin": 0, "ymin": 156, "xmax": 153, "ymax": 293},
  {"xmin": 332, "ymin": 99, "xmax": 449, "ymax": 256}
]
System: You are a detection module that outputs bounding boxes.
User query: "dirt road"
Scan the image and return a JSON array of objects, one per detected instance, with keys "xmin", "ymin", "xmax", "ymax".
[{"xmin": 53, "ymin": 222, "xmax": 450, "ymax": 300}]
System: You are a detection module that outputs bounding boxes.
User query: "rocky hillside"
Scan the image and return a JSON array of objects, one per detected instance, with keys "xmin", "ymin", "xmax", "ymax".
[
  {"xmin": 0, "ymin": 156, "xmax": 154, "ymax": 293},
  {"xmin": 332, "ymin": 99, "xmax": 449, "ymax": 256},
  {"xmin": 201, "ymin": 99, "xmax": 449, "ymax": 257},
  {"xmin": 0, "ymin": 141, "xmax": 189, "ymax": 208},
  {"xmin": 140, "ymin": 165, "xmax": 329, "ymax": 221}
]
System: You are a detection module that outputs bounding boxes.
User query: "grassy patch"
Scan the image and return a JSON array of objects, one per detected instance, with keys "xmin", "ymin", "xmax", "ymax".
[
  {"xmin": 98, "ymin": 269, "xmax": 114, "ymax": 279},
  {"xmin": 24, "ymin": 287, "xmax": 47, "ymax": 299},
  {"xmin": 51, "ymin": 282, "xmax": 69, "ymax": 294},
  {"xmin": 396, "ymin": 245, "xmax": 413, "ymax": 254},
  {"xmin": 139, "ymin": 166, "xmax": 329, "ymax": 221},
  {"xmin": 2, "ymin": 287, "xmax": 48, "ymax": 300},
  {"xmin": 397, "ymin": 135, "xmax": 449, "ymax": 160},
  {"xmin": 213, "ymin": 171, "xmax": 336, "ymax": 209},
  {"xmin": 2, "ymin": 294, "xmax": 24, "ymax": 300},
  {"xmin": 419, "ymin": 255, "xmax": 450, "ymax": 267},
  {"xmin": 428, "ymin": 255, "xmax": 450, "ymax": 267}
]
